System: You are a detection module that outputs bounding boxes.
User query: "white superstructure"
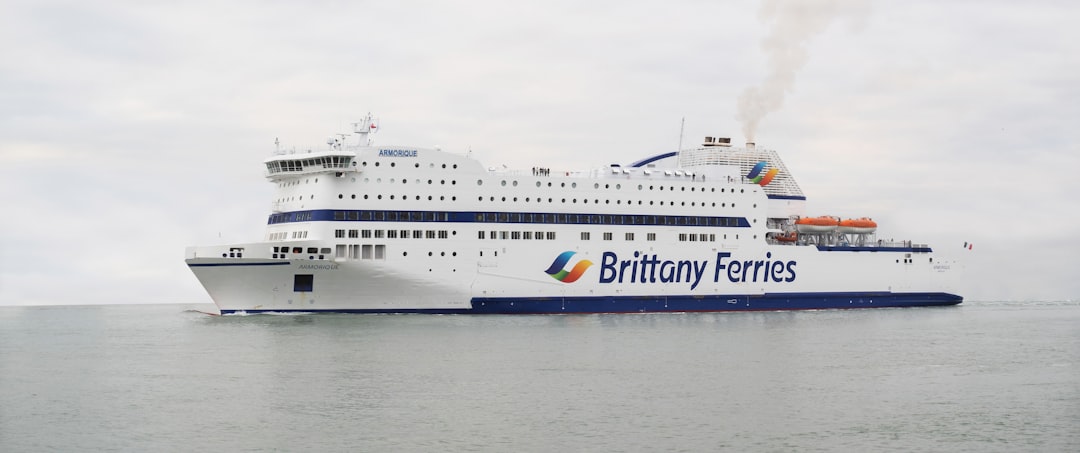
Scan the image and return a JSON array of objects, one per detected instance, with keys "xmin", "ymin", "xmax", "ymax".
[{"xmin": 186, "ymin": 115, "xmax": 962, "ymax": 314}]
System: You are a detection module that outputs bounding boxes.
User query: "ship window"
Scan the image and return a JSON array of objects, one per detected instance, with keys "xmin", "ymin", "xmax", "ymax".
[
  {"xmin": 307, "ymin": 247, "xmax": 318, "ymax": 254},
  {"xmin": 362, "ymin": 245, "xmax": 373, "ymax": 259},
  {"xmin": 511, "ymin": 231, "xmax": 521, "ymax": 240},
  {"xmin": 479, "ymin": 231, "xmax": 486, "ymax": 239},
  {"xmin": 426, "ymin": 230, "xmax": 436, "ymax": 239},
  {"xmin": 581, "ymin": 232, "xmax": 590, "ymax": 240},
  {"xmin": 603, "ymin": 232, "xmax": 612, "ymax": 241},
  {"xmin": 320, "ymin": 248, "xmax": 331, "ymax": 254},
  {"xmin": 523, "ymin": 231, "xmax": 532, "ymax": 239},
  {"xmin": 647, "ymin": 233, "xmax": 656, "ymax": 241},
  {"xmin": 335, "ymin": 229, "xmax": 345, "ymax": 238},
  {"xmin": 293, "ymin": 274, "xmax": 314, "ymax": 292},
  {"xmin": 375, "ymin": 230, "xmax": 384, "ymax": 238},
  {"xmin": 546, "ymin": 232, "xmax": 556, "ymax": 240},
  {"xmin": 374, "ymin": 245, "xmax": 385, "ymax": 260},
  {"xmin": 625, "ymin": 233, "xmax": 634, "ymax": 241},
  {"xmin": 535, "ymin": 231, "xmax": 543, "ymax": 240}
]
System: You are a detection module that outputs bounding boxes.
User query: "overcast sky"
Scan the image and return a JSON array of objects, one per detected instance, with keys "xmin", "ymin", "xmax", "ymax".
[{"xmin": 2, "ymin": 0, "xmax": 1078, "ymax": 306}]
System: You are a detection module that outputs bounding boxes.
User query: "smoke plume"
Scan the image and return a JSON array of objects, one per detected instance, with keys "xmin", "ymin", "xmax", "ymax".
[{"xmin": 737, "ymin": 0, "xmax": 867, "ymax": 142}]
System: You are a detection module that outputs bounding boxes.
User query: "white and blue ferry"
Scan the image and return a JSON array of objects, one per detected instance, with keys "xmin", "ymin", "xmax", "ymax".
[{"xmin": 185, "ymin": 115, "xmax": 962, "ymax": 314}]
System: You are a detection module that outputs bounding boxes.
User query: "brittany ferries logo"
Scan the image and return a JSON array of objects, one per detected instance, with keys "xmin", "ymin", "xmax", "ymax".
[
  {"xmin": 747, "ymin": 161, "xmax": 778, "ymax": 186},
  {"xmin": 544, "ymin": 251, "xmax": 593, "ymax": 283}
]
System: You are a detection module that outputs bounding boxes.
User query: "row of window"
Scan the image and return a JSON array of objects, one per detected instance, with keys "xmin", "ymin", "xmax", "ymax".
[
  {"xmin": 335, "ymin": 229, "xmax": 454, "ymax": 239},
  {"xmin": 268, "ymin": 231, "xmax": 308, "ymax": 241},
  {"xmin": 267, "ymin": 156, "xmax": 353, "ymax": 174},
  {"xmin": 477, "ymin": 231, "xmax": 559, "ymax": 240},
  {"xmin": 269, "ymin": 209, "xmax": 750, "ymax": 228},
  {"xmin": 481, "ymin": 179, "xmax": 749, "ymax": 194}
]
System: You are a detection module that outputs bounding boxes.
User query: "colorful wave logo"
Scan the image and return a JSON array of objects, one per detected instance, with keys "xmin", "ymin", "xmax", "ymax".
[
  {"xmin": 544, "ymin": 251, "xmax": 593, "ymax": 283},
  {"xmin": 747, "ymin": 161, "xmax": 778, "ymax": 186}
]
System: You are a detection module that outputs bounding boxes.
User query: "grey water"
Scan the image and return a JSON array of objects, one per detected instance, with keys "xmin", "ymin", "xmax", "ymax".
[{"xmin": 1, "ymin": 302, "xmax": 1077, "ymax": 452}]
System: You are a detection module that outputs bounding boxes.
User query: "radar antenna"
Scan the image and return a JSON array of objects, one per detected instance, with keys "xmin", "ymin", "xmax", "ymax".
[{"xmin": 352, "ymin": 113, "xmax": 379, "ymax": 146}]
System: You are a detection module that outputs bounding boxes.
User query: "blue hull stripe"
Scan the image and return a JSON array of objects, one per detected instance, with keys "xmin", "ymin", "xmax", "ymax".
[
  {"xmin": 188, "ymin": 262, "xmax": 290, "ymax": 267},
  {"xmin": 218, "ymin": 292, "xmax": 962, "ymax": 315}
]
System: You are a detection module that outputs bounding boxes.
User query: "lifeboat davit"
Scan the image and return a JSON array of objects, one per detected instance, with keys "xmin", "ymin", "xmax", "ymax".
[
  {"xmin": 837, "ymin": 217, "xmax": 877, "ymax": 234},
  {"xmin": 795, "ymin": 216, "xmax": 839, "ymax": 233}
]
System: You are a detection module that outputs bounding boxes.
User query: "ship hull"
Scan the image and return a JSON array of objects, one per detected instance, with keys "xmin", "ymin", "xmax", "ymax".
[{"xmin": 212, "ymin": 292, "xmax": 961, "ymax": 315}]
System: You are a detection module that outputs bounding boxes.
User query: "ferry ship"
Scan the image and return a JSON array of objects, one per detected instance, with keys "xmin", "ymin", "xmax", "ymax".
[{"xmin": 185, "ymin": 115, "xmax": 962, "ymax": 314}]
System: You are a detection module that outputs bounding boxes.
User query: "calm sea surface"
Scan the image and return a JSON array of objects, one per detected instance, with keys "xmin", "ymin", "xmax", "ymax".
[{"xmin": 1, "ymin": 302, "xmax": 1077, "ymax": 452}]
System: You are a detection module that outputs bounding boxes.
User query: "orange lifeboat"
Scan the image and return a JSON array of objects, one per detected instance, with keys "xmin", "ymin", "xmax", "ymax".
[
  {"xmin": 795, "ymin": 216, "xmax": 839, "ymax": 234},
  {"xmin": 838, "ymin": 217, "xmax": 877, "ymax": 234},
  {"xmin": 773, "ymin": 231, "xmax": 798, "ymax": 243}
]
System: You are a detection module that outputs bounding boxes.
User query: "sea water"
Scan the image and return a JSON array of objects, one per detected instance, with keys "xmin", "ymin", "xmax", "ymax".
[{"xmin": 1, "ymin": 301, "xmax": 1077, "ymax": 452}]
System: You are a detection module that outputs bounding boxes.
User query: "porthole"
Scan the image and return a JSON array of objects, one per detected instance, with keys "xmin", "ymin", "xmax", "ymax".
[
  {"xmin": 428, "ymin": 196, "xmax": 433, "ymax": 200},
  {"xmin": 452, "ymin": 196, "xmax": 456, "ymax": 201},
  {"xmin": 513, "ymin": 181, "xmax": 518, "ymax": 187},
  {"xmin": 428, "ymin": 180, "xmax": 433, "ymax": 184},
  {"xmin": 501, "ymin": 197, "xmax": 506, "ymax": 201},
  {"xmin": 442, "ymin": 164, "xmax": 447, "ymax": 168},
  {"xmin": 490, "ymin": 196, "xmax": 495, "ymax": 201},
  {"xmin": 377, "ymin": 195, "xmax": 382, "ymax": 199},
  {"xmin": 477, "ymin": 179, "xmax": 483, "ymax": 186},
  {"xmin": 561, "ymin": 182, "xmax": 565, "ymax": 188},
  {"xmin": 430, "ymin": 163, "xmax": 435, "ymax": 168},
  {"xmin": 637, "ymin": 185, "xmax": 642, "ymax": 190},
  {"xmin": 428, "ymin": 252, "xmax": 433, "ymax": 256},
  {"xmin": 403, "ymin": 252, "xmax": 408, "ymax": 256},
  {"xmin": 440, "ymin": 252, "xmax": 445, "ymax": 256},
  {"xmin": 363, "ymin": 161, "xmax": 368, "ymax": 166},
  {"xmin": 391, "ymin": 162, "xmax": 396, "ymax": 167},
  {"xmin": 478, "ymin": 196, "xmax": 483, "ymax": 201},
  {"xmin": 390, "ymin": 195, "xmax": 395, "ymax": 200},
  {"xmin": 594, "ymin": 183, "xmax": 599, "ymax": 189},
  {"xmin": 441, "ymin": 180, "xmax": 445, "ymax": 185},
  {"xmin": 415, "ymin": 163, "xmax": 420, "ymax": 168},
  {"xmin": 501, "ymin": 180, "xmax": 507, "ymax": 186},
  {"xmin": 573, "ymin": 199, "xmax": 577, "ymax": 203},
  {"xmin": 364, "ymin": 195, "xmax": 369, "ymax": 199},
  {"xmin": 536, "ymin": 181, "xmax": 542, "ymax": 187},
  {"xmin": 415, "ymin": 196, "xmax": 420, "ymax": 200},
  {"xmin": 375, "ymin": 162, "xmax": 380, "ymax": 167},
  {"xmin": 616, "ymin": 184, "xmax": 621, "ymax": 189},
  {"xmin": 351, "ymin": 194, "xmax": 356, "ymax": 199},
  {"xmin": 338, "ymin": 194, "xmax": 343, "ymax": 199},
  {"xmin": 453, "ymin": 164, "xmax": 458, "ymax": 169}
]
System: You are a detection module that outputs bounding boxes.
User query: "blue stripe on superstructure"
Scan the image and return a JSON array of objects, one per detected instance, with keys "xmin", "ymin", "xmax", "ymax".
[
  {"xmin": 628, "ymin": 152, "xmax": 677, "ymax": 168},
  {"xmin": 766, "ymin": 194, "xmax": 807, "ymax": 201},
  {"xmin": 268, "ymin": 209, "xmax": 751, "ymax": 228},
  {"xmin": 816, "ymin": 245, "xmax": 933, "ymax": 253},
  {"xmin": 216, "ymin": 292, "xmax": 962, "ymax": 315}
]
